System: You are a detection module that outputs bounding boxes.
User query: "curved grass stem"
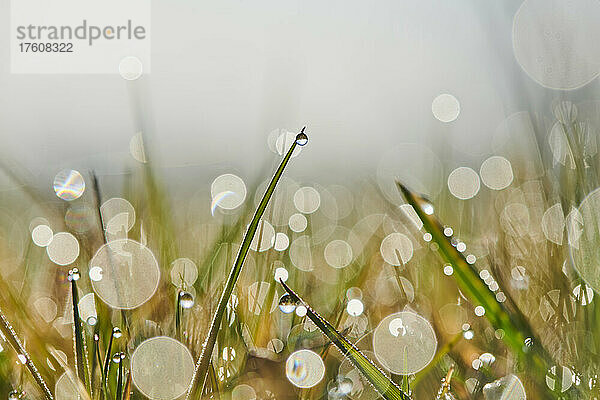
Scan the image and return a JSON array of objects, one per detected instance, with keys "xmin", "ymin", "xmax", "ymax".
[
  {"xmin": 185, "ymin": 127, "xmax": 307, "ymax": 399},
  {"xmin": 279, "ymin": 280, "xmax": 411, "ymax": 400},
  {"xmin": 0, "ymin": 306, "xmax": 53, "ymax": 399}
]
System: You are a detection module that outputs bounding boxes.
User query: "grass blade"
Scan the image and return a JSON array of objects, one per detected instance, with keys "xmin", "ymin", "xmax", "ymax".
[
  {"xmin": 0, "ymin": 306, "xmax": 54, "ymax": 399},
  {"xmin": 185, "ymin": 127, "xmax": 308, "ymax": 398},
  {"xmin": 122, "ymin": 371, "xmax": 132, "ymax": 400},
  {"xmin": 69, "ymin": 269, "xmax": 88, "ymax": 390},
  {"xmin": 279, "ymin": 280, "xmax": 411, "ymax": 400},
  {"xmin": 395, "ymin": 182, "xmax": 552, "ymax": 378},
  {"xmin": 116, "ymin": 356, "xmax": 124, "ymax": 400},
  {"xmin": 435, "ymin": 365, "xmax": 454, "ymax": 400}
]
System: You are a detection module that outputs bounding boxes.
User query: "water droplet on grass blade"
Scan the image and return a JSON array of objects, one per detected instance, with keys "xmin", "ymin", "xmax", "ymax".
[
  {"xmin": 8, "ymin": 390, "xmax": 23, "ymax": 400},
  {"xmin": 112, "ymin": 352, "xmax": 123, "ymax": 363},
  {"xmin": 278, "ymin": 293, "xmax": 298, "ymax": 314},
  {"xmin": 295, "ymin": 128, "xmax": 308, "ymax": 146},
  {"xmin": 179, "ymin": 291, "xmax": 194, "ymax": 309},
  {"xmin": 112, "ymin": 327, "xmax": 122, "ymax": 338},
  {"xmin": 295, "ymin": 305, "xmax": 308, "ymax": 317},
  {"xmin": 346, "ymin": 299, "xmax": 364, "ymax": 316},
  {"xmin": 68, "ymin": 268, "xmax": 80, "ymax": 281},
  {"xmin": 274, "ymin": 266, "xmax": 288, "ymax": 282},
  {"xmin": 422, "ymin": 202, "xmax": 434, "ymax": 215}
]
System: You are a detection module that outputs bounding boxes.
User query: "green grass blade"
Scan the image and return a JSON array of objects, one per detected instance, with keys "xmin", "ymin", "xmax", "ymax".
[
  {"xmin": 116, "ymin": 357, "xmax": 124, "ymax": 400},
  {"xmin": 70, "ymin": 270, "xmax": 88, "ymax": 391},
  {"xmin": 279, "ymin": 280, "xmax": 411, "ymax": 400},
  {"xmin": 395, "ymin": 182, "xmax": 552, "ymax": 375},
  {"xmin": 0, "ymin": 306, "xmax": 54, "ymax": 399},
  {"xmin": 185, "ymin": 127, "xmax": 308, "ymax": 399},
  {"xmin": 122, "ymin": 371, "xmax": 132, "ymax": 400}
]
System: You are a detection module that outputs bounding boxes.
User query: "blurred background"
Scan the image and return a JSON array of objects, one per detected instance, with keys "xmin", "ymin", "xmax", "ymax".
[
  {"xmin": 1, "ymin": 1, "xmax": 600, "ymax": 399},
  {"xmin": 1, "ymin": 0, "xmax": 598, "ymax": 191}
]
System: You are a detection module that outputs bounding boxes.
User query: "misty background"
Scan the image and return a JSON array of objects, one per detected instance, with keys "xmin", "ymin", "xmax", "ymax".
[{"xmin": 1, "ymin": 0, "xmax": 599, "ymax": 198}]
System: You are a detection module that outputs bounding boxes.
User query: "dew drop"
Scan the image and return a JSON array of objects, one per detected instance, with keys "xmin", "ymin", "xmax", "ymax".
[
  {"xmin": 346, "ymin": 299, "xmax": 364, "ymax": 317},
  {"xmin": 278, "ymin": 293, "xmax": 298, "ymax": 314},
  {"xmin": 274, "ymin": 267, "xmax": 288, "ymax": 283},
  {"xmin": 112, "ymin": 327, "xmax": 122, "ymax": 338},
  {"xmin": 179, "ymin": 291, "xmax": 194, "ymax": 309},
  {"xmin": 422, "ymin": 202, "xmax": 434, "ymax": 215},
  {"xmin": 295, "ymin": 129, "xmax": 308, "ymax": 146},
  {"xmin": 112, "ymin": 352, "xmax": 125, "ymax": 363},
  {"xmin": 8, "ymin": 390, "xmax": 23, "ymax": 400},
  {"xmin": 68, "ymin": 268, "xmax": 80, "ymax": 281},
  {"xmin": 479, "ymin": 352, "xmax": 496, "ymax": 366},
  {"xmin": 295, "ymin": 305, "xmax": 308, "ymax": 317}
]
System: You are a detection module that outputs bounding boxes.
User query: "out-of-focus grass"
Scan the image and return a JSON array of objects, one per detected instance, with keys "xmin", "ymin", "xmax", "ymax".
[{"xmin": 0, "ymin": 105, "xmax": 598, "ymax": 399}]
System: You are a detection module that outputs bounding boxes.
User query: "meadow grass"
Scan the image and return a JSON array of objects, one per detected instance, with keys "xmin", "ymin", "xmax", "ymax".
[{"xmin": 0, "ymin": 109, "xmax": 598, "ymax": 400}]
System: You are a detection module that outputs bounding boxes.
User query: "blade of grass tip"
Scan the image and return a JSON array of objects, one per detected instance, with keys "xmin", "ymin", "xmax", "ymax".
[
  {"xmin": 90, "ymin": 171, "xmax": 108, "ymax": 244},
  {"xmin": 185, "ymin": 127, "xmax": 308, "ymax": 399},
  {"xmin": 0, "ymin": 306, "xmax": 54, "ymax": 399},
  {"xmin": 91, "ymin": 171, "xmax": 131, "ymax": 338},
  {"xmin": 279, "ymin": 280, "xmax": 411, "ymax": 400},
  {"xmin": 395, "ymin": 182, "xmax": 551, "ymax": 372},
  {"xmin": 69, "ymin": 269, "xmax": 88, "ymax": 390}
]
